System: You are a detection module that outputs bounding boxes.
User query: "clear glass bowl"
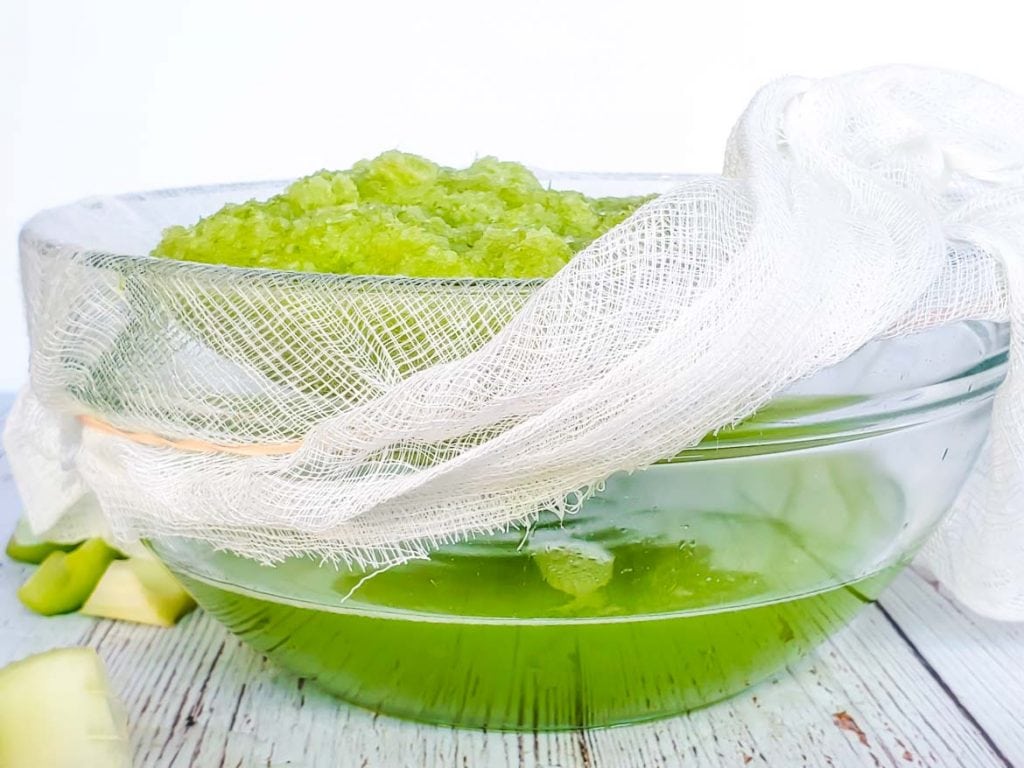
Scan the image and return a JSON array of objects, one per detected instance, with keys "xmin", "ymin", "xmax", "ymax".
[
  {"xmin": 151, "ymin": 320, "xmax": 1006, "ymax": 730},
  {"xmin": 24, "ymin": 175, "xmax": 1008, "ymax": 730},
  {"xmin": 21, "ymin": 172, "xmax": 681, "ymax": 445}
]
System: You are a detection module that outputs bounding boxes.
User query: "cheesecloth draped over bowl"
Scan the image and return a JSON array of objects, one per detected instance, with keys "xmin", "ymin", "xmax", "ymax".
[{"xmin": 6, "ymin": 65, "xmax": 1024, "ymax": 619}]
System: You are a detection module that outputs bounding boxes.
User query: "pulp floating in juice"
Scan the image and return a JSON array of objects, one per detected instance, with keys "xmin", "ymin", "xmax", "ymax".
[{"xmin": 155, "ymin": 452, "xmax": 908, "ymax": 730}]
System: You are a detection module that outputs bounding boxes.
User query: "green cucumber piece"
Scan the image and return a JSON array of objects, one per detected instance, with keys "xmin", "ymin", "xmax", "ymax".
[
  {"xmin": 5, "ymin": 519, "xmax": 81, "ymax": 565},
  {"xmin": 17, "ymin": 539, "xmax": 119, "ymax": 616},
  {"xmin": 0, "ymin": 647, "xmax": 130, "ymax": 768},
  {"xmin": 81, "ymin": 558, "xmax": 196, "ymax": 627}
]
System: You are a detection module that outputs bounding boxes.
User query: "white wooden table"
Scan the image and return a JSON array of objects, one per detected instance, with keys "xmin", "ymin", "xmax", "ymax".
[{"xmin": 1, "ymin": 403, "xmax": 1021, "ymax": 768}]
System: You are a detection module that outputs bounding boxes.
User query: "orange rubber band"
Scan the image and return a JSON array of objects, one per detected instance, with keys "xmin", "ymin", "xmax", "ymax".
[{"xmin": 79, "ymin": 414, "xmax": 303, "ymax": 456}]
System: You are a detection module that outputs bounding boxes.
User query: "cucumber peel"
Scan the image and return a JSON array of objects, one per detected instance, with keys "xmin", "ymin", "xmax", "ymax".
[
  {"xmin": 5, "ymin": 519, "xmax": 80, "ymax": 565},
  {"xmin": 0, "ymin": 647, "xmax": 130, "ymax": 768},
  {"xmin": 17, "ymin": 539, "xmax": 120, "ymax": 616},
  {"xmin": 81, "ymin": 558, "xmax": 196, "ymax": 627}
]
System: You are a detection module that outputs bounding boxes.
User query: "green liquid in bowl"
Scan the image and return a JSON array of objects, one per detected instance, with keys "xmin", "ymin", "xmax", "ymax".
[{"xmin": 155, "ymin": 455, "xmax": 910, "ymax": 730}]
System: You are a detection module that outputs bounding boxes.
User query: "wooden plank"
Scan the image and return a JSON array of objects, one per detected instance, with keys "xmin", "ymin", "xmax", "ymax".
[
  {"xmin": 0, "ymin": 399, "xmax": 1019, "ymax": 767},
  {"xmin": 581, "ymin": 602, "xmax": 1011, "ymax": 768},
  {"xmin": 878, "ymin": 568, "xmax": 1024, "ymax": 765}
]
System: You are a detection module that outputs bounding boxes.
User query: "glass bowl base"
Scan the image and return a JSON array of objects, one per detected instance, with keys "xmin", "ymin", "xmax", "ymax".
[{"xmin": 173, "ymin": 563, "xmax": 900, "ymax": 730}]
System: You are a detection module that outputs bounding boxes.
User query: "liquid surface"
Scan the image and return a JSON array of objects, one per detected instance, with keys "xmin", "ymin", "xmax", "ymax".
[{"xmin": 158, "ymin": 456, "xmax": 908, "ymax": 729}]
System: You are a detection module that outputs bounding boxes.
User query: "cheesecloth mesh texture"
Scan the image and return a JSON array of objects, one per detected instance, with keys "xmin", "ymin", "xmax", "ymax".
[{"xmin": 6, "ymin": 65, "xmax": 1024, "ymax": 618}]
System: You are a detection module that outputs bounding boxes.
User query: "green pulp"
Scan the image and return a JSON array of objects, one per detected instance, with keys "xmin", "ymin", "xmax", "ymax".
[
  {"xmin": 161, "ymin": 460, "xmax": 906, "ymax": 729},
  {"xmin": 152, "ymin": 152, "xmax": 651, "ymax": 278}
]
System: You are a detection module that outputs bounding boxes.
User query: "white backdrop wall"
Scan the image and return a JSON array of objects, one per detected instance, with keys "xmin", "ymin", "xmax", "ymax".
[{"xmin": 2, "ymin": 0, "xmax": 1021, "ymax": 390}]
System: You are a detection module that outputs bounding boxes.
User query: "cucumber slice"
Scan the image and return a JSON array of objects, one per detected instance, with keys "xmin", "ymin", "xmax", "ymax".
[
  {"xmin": 533, "ymin": 540, "xmax": 615, "ymax": 598},
  {"xmin": 0, "ymin": 647, "xmax": 130, "ymax": 768},
  {"xmin": 5, "ymin": 519, "xmax": 81, "ymax": 565},
  {"xmin": 81, "ymin": 558, "xmax": 196, "ymax": 627},
  {"xmin": 17, "ymin": 539, "xmax": 119, "ymax": 616}
]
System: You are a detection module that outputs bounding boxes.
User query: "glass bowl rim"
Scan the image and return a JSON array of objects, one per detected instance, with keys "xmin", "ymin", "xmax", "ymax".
[{"xmin": 681, "ymin": 320, "xmax": 1007, "ymax": 455}]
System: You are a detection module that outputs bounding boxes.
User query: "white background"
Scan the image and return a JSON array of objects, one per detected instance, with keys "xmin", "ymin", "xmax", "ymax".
[{"xmin": 2, "ymin": 0, "xmax": 1022, "ymax": 390}]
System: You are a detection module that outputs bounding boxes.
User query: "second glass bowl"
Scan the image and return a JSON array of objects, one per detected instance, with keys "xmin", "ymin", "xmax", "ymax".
[{"xmin": 152, "ymin": 320, "xmax": 1006, "ymax": 730}]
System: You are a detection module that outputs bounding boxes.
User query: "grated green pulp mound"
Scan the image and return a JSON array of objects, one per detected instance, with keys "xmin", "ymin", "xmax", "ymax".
[{"xmin": 152, "ymin": 151, "xmax": 651, "ymax": 279}]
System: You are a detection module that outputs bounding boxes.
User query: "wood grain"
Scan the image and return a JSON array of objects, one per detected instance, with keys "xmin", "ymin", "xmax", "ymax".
[
  {"xmin": 1, "ymin": 402, "xmax": 1021, "ymax": 768},
  {"xmin": 879, "ymin": 572, "xmax": 1024, "ymax": 765}
]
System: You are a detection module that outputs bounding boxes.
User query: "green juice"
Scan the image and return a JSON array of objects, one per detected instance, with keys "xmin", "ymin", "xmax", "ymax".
[{"xmin": 158, "ymin": 456, "xmax": 908, "ymax": 730}]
